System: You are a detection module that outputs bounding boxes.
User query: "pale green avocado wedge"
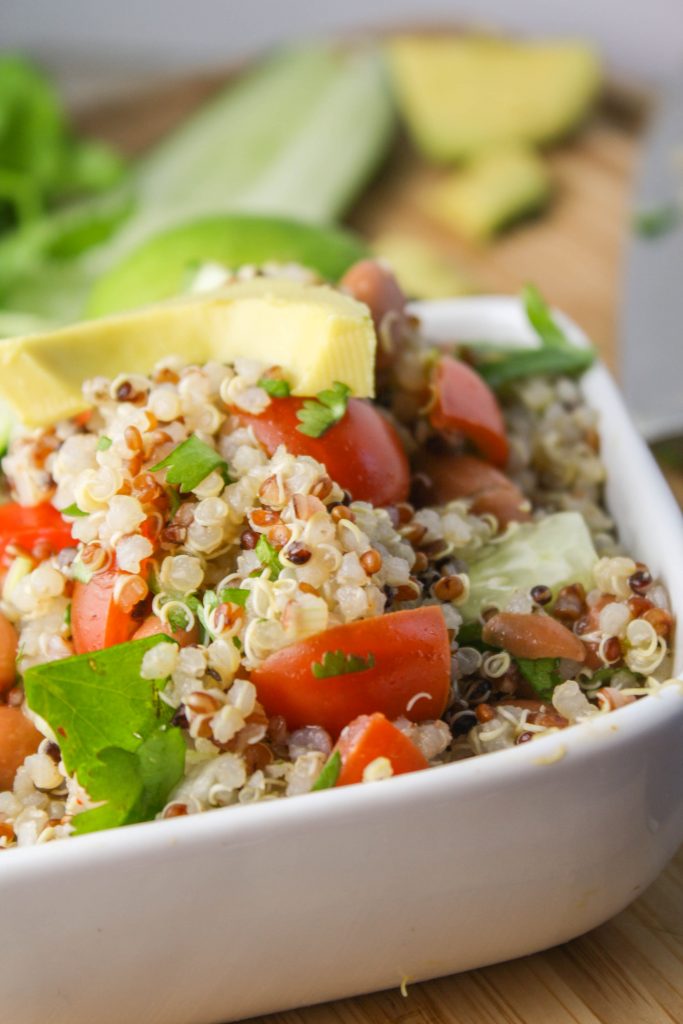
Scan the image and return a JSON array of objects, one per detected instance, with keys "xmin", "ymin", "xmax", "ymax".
[
  {"xmin": 0, "ymin": 278, "xmax": 376, "ymax": 427},
  {"xmin": 87, "ymin": 215, "xmax": 367, "ymax": 317},
  {"xmin": 388, "ymin": 35, "xmax": 600, "ymax": 162}
]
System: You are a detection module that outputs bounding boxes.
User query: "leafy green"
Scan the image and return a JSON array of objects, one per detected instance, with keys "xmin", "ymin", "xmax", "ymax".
[
  {"xmin": 474, "ymin": 285, "xmax": 595, "ymax": 389},
  {"xmin": 258, "ymin": 375, "xmax": 292, "ymax": 398},
  {"xmin": 296, "ymin": 381, "xmax": 351, "ymax": 437},
  {"xmin": 97, "ymin": 435, "xmax": 112, "ymax": 451},
  {"xmin": 311, "ymin": 650, "xmax": 376, "ymax": 678},
  {"xmin": 166, "ymin": 605, "xmax": 193, "ymax": 632},
  {"xmin": 312, "ymin": 749, "xmax": 342, "ymax": 791},
  {"xmin": 150, "ymin": 434, "xmax": 229, "ymax": 492},
  {"xmin": 460, "ymin": 511, "xmax": 598, "ymax": 621},
  {"xmin": 61, "ymin": 502, "xmax": 87, "ymax": 517},
  {"xmin": 516, "ymin": 657, "xmax": 561, "ymax": 702},
  {"xmin": 633, "ymin": 204, "xmax": 680, "ymax": 239},
  {"xmin": 1, "ymin": 46, "xmax": 392, "ymax": 328},
  {"xmin": 255, "ymin": 536, "xmax": 283, "ymax": 579},
  {"xmin": 23, "ymin": 635, "xmax": 185, "ymax": 835},
  {"xmin": 219, "ymin": 587, "xmax": 250, "ymax": 607}
]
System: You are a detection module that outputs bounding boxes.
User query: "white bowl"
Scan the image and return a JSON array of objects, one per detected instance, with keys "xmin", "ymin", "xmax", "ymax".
[{"xmin": 2, "ymin": 297, "xmax": 683, "ymax": 1024}]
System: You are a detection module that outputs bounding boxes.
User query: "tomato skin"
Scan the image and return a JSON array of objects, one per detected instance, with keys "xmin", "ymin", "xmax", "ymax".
[
  {"xmin": 235, "ymin": 397, "xmax": 409, "ymax": 507},
  {"xmin": 251, "ymin": 606, "xmax": 450, "ymax": 737},
  {"xmin": 0, "ymin": 502, "xmax": 74, "ymax": 560},
  {"xmin": 429, "ymin": 356, "xmax": 509, "ymax": 467},
  {"xmin": 335, "ymin": 712, "xmax": 429, "ymax": 786},
  {"xmin": 71, "ymin": 570, "xmax": 138, "ymax": 654},
  {"xmin": 414, "ymin": 452, "xmax": 530, "ymax": 528},
  {"xmin": 132, "ymin": 614, "xmax": 199, "ymax": 647}
]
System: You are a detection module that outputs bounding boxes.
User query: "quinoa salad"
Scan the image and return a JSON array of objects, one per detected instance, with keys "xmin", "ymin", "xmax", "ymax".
[{"xmin": 0, "ymin": 260, "xmax": 675, "ymax": 849}]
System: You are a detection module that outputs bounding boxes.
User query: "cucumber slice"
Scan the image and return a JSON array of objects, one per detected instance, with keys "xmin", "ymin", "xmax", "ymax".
[
  {"xmin": 87, "ymin": 215, "xmax": 366, "ymax": 317},
  {"xmin": 460, "ymin": 511, "xmax": 598, "ymax": 620}
]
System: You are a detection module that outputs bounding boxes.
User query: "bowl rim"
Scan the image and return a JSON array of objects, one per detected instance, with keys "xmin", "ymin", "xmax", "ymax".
[{"xmin": 3, "ymin": 293, "xmax": 682, "ymax": 872}]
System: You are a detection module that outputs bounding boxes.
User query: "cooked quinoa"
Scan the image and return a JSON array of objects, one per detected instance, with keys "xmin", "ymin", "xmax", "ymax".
[{"xmin": 0, "ymin": 263, "xmax": 675, "ymax": 849}]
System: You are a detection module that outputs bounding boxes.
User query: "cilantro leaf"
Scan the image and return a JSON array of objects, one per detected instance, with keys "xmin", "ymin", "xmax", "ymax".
[
  {"xmin": 97, "ymin": 435, "xmax": 113, "ymax": 451},
  {"xmin": 23, "ymin": 635, "xmax": 185, "ymax": 835},
  {"xmin": 475, "ymin": 285, "xmax": 595, "ymax": 390},
  {"xmin": 311, "ymin": 650, "xmax": 376, "ymax": 679},
  {"xmin": 255, "ymin": 536, "xmax": 282, "ymax": 580},
  {"xmin": 61, "ymin": 502, "xmax": 87, "ymax": 517},
  {"xmin": 296, "ymin": 381, "xmax": 351, "ymax": 438},
  {"xmin": 258, "ymin": 376, "xmax": 291, "ymax": 398},
  {"xmin": 150, "ymin": 435, "xmax": 230, "ymax": 492},
  {"xmin": 516, "ymin": 656, "xmax": 561, "ymax": 703},
  {"xmin": 166, "ymin": 605, "xmax": 192, "ymax": 632},
  {"xmin": 219, "ymin": 587, "xmax": 250, "ymax": 607},
  {"xmin": 633, "ymin": 203, "xmax": 680, "ymax": 238},
  {"xmin": 312, "ymin": 749, "xmax": 341, "ymax": 791}
]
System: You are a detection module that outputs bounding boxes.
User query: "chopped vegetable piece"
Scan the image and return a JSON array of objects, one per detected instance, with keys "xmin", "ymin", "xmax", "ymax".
[
  {"xmin": 23, "ymin": 636, "xmax": 185, "ymax": 834},
  {"xmin": 88, "ymin": 215, "xmax": 368, "ymax": 316},
  {"xmin": 71, "ymin": 570, "xmax": 140, "ymax": 654},
  {"xmin": 61, "ymin": 502, "xmax": 87, "ymax": 517},
  {"xmin": 150, "ymin": 434, "xmax": 229, "ymax": 493},
  {"xmin": 311, "ymin": 650, "xmax": 376, "ymax": 679},
  {"xmin": 460, "ymin": 511, "xmax": 598, "ymax": 621},
  {"xmin": 474, "ymin": 285, "xmax": 595, "ymax": 390},
  {"xmin": 423, "ymin": 145, "xmax": 551, "ymax": 242},
  {"xmin": 516, "ymin": 657, "xmax": 561, "ymax": 702},
  {"xmin": 251, "ymin": 607, "xmax": 450, "ymax": 736},
  {"xmin": 0, "ymin": 501, "xmax": 73, "ymax": 560},
  {"xmin": 482, "ymin": 612, "xmax": 586, "ymax": 661},
  {"xmin": 235, "ymin": 396, "xmax": 409, "ymax": 506},
  {"xmin": 296, "ymin": 381, "xmax": 351, "ymax": 438},
  {"xmin": 219, "ymin": 588, "xmax": 250, "ymax": 607},
  {"xmin": 335, "ymin": 713, "xmax": 429, "ymax": 786},
  {"xmin": 0, "ymin": 706, "xmax": 42, "ymax": 791},
  {"xmin": 429, "ymin": 355, "xmax": 509, "ymax": 467},
  {"xmin": 131, "ymin": 614, "xmax": 198, "ymax": 647},
  {"xmin": 97, "ymin": 435, "xmax": 112, "ymax": 451},
  {"xmin": 311, "ymin": 750, "xmax": 342, "ymax": 791},
  {"xmin": 258, "ymin": 376, "xmax": 291, "ymax": 398},
  {"xmin": 255, "ymin": 536, "xmax": 283, "ymax": 580}
]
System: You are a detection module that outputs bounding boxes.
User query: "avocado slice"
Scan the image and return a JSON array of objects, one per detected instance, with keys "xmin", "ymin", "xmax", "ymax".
[
  {"xmin": 0, "ymin": 278, "xmax": 376, "ymax": 427},
  {"xmin": 423, "ymin": 145, "xmax": 552, "ymax": 241},
  {"xmin": 388, "ymin": 35, "xmax": 601, "ymax": 162},
  {"xmin": 370, "ymin": 232, "xmax": 474, "ymax": 297},
  {"xmin": 87, "ymin": 214, "xmax": 367, "ymax": 317}
]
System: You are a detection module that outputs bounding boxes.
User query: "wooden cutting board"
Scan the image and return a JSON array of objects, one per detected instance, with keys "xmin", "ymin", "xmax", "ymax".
[{"xmin": 76, "ymin": 75, "xmax": 683, "ymax": 1024}]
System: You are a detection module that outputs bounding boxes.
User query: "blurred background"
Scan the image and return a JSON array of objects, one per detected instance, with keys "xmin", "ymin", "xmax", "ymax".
[{"xmin": 1, "ymin": 0, "xmax": 682, "ymax": 495}]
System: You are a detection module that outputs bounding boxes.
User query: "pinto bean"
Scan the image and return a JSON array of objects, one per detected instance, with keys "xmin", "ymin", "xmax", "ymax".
[
  {"xmin": 482, "ymin": 612, "xmax": 586, "ymax": 662},
  {"xmin": 0, "ymin": 612, "xmax": 18, "ymax": 695},
  {"xmin": 0, "ymin": 706, "xmax": 42, "ymax": 790},
  {"xmin": 340, "ymin": 260, "xmax": 408, "ymax": 369},
  {"xmin": 416, "ymin": 452, "xmax": 530, "ymax": 528}
]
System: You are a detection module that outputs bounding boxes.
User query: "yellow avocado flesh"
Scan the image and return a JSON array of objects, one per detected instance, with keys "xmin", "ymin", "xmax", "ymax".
[
  {"xmin": 424, "ymin": 145, "xmax": 552, "ymax": 241},
  {"xmin": 388, "ymin": 36, "xmax": 601, "ymax": 162},
  {"xmin": 0, "ymin": 279, "xmax": 376, "ymax": 427}
]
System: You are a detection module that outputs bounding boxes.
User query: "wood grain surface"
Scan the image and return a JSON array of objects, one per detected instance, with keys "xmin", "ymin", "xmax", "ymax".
[{"xmin": 76, "ymin": 73, "xmax": 683, "ymax": 1024}]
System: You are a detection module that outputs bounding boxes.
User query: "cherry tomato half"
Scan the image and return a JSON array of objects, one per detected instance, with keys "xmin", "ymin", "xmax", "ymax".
[
  {"xmin": 335, "ymin": 712, "xmax": 429, "ymax": 786},
  {"xmin": 0, "ymin": 502, "xmax": 74, "ymax": 561},
  {"xmin": 252, "ymin": 606, "xmax": 450, "ymax": 736},
  {"xmin": 429, "ymin": 356, "xmax": 509, "ymax": 467},
  {"xmin": 235, "ymin": 396, "xmax": 409, "ymax": 507},
  {"xmin": 71, "ymin": 570, "xmax": 139, "ymax": 654}
]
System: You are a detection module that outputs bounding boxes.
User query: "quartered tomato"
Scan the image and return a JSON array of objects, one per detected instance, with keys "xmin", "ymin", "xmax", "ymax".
[
  {"xmin": 251, "ymin": 606, "xmax": 450, "ymax": 736},
  {"xmin": 429, "ymin": 356, "xmax": 509, "ymax": 467},
  {"xmin": 234, "ymin": 396, "xmax": 409, "ymax": 507},
  {"xmin": 334, "ymin": 712, "xmax": 429, "ymax": 786},
  {"xmin": 0, "ymin": 502, "xmax": 74, "ymax": 561},
  {"xmin": 71, "ymin": 570, "xmax": 139, "ymax": 654}
]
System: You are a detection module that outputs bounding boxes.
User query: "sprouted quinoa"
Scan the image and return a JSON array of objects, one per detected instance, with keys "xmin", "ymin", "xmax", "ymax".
[{"xmin": 0, "ymin": 261, "xmax": 675, "ymax": 848}]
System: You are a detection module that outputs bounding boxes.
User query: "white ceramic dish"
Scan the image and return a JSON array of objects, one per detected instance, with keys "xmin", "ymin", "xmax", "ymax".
[{"xmin": 2, "ymin": 297, "xmax": 682, "ymax": 1024}]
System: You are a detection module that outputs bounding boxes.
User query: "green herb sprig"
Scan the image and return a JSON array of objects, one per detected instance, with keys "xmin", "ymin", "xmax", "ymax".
[
  {"xmin": 312, "ymin": 750, "xmax": 341, "ymax": 791},
  {"xmin": 258, "ymin": 376, "xmax": 291, "ymax": 398},
  {"xmin": 296, "ymin": 381, "xmax": 351, "ymax": 438},
  {"xmin": 311, "ymin": 650, "xmax": 376, "ymax": 679},
  {"xmin": 150, "ymin": 434, "xmax": 230, "ymax": 492}
]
